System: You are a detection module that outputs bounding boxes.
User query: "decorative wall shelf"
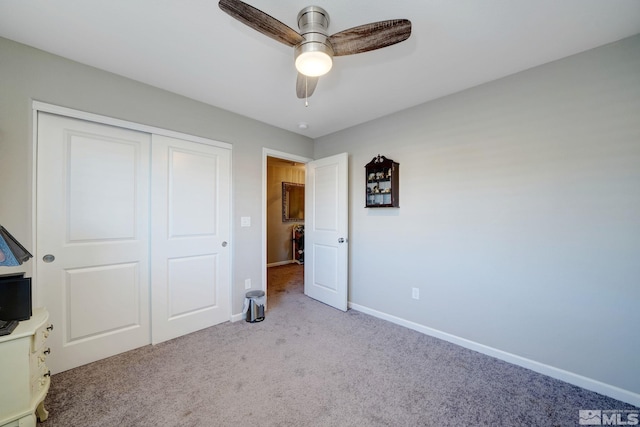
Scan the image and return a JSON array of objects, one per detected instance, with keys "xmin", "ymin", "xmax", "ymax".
[{"xmin": 365, "ymin": 155, "xmax": 399, "ymax": 208}]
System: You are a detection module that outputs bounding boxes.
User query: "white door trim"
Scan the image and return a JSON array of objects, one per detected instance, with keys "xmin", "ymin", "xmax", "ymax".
[
  {"xmin": 32, "ymin": 101, "xmax": 231, "ymax": 148},
  {"xmin": 260, "ymin": 148, "xmax": 312, "ymax": 316}
]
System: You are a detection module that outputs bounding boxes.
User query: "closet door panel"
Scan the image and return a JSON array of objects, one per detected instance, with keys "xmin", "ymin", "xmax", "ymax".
[
  {"xmin": 151, "ymin": 134, "xmax": 231, "ymax": 344},
  {"xmin": 37, "ymin": 112, "xmax": 151, "ymax": 374}
]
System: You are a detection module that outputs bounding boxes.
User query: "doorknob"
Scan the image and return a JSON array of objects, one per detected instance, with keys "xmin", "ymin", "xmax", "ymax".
[
  {"xmin": 43, "ymin": 254, "xmax": 55, "ymax": 263},
  {"xmin": 221, "ymin": 241, "xmax": 228, "ymax": 247},
  {"xmin": 338, "ymin": 238, "xmax": 345, "ymax": 243}
]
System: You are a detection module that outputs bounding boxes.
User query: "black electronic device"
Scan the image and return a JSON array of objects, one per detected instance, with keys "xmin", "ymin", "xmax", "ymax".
[
  {"xmin": 0, "ymin": 273, "xmax": 32, "ymax": 330},
  {"xmin": 0, "ymin": 319, "xmax": 18, "ymax": 336}
]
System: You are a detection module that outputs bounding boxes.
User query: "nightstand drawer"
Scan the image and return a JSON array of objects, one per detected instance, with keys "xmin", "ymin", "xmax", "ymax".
[{"xmin": 31, "ymin": 323, "xmax": 53, "ymax": 354}]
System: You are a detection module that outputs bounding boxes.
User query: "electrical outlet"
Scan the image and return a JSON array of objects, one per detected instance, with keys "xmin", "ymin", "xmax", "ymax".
[
  {"xmin": 412, "ymin": 288, "xmax": 419, "ymax": 300},
  {"xmin": 245, "ymin": 279, "xmax": 251, "ymax": 289}
]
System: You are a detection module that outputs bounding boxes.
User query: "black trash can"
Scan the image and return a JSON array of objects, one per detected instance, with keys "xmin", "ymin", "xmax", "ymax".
[{"xmin": 244, "ymin": 290, "xmax": 265, "ymax": 323}]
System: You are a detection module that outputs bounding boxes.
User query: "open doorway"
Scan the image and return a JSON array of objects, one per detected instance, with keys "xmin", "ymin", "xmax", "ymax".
[
  {"xmin": 262, "ymin": 150, "xmax": 312, "ymax": 311},
  {"xmin": 266, "ymin": 156, "xmax": 305, "ymax": 267},
  {"xmin": 262, "ymin": 150, "xmax": 349, "ymax": 312}
]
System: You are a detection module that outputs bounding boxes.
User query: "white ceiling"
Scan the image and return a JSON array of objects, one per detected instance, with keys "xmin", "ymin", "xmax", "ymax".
[{"xmin": 1, "ymin": 1, "xmax": 639, "ymax": 138}]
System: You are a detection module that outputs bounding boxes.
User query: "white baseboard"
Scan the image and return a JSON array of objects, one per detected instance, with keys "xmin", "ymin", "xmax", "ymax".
[
  {"xmin": 348, "ymin": 302, "xmax": 640, "ymax": 408},
  {"xmin": 267, "ymin": 260, "xmax": 296, "ymax": 268},
  {"xmin": 230, "ymin": 313, "xmax": 245, "ymax": 323}
]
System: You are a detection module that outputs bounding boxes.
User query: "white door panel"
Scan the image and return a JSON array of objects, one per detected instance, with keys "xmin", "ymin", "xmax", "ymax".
[
  {"xmin": 65, "ymin": 263, "xmax": 141, "ymax": 340},
  {"xmin": 168, "ymin": 149, "xmax": 219, "ymax": 236},
  {"xmin": 37, "ymin": 112, "xmax": 151, "ymax": 373},
  {"xmin": 151, "ymin": 135, "xmax": 231, "ymax": 344},
  {"xmin": 304, "ymin": 153, "xmax": 348, "ymax": 311},
  {"xmin": 66, "ymin": 136, "xmax": 138, "ymax": 240},
  {"xmin": 167, "ymin": 255, "xmax": 218, "ymax": 317}
]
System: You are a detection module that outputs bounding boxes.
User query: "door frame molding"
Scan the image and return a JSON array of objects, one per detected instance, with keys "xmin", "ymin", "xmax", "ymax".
[
  {"xmin": 32, "ymin": 101, "xmax": 232, "ymax": 149},
  {"xmin": 261, "ymin": 148, "xmax": 312, "ymax": 310},
  {"xmin": 31, "ymin": 100, "xmax": 233, "ymax": 307}
]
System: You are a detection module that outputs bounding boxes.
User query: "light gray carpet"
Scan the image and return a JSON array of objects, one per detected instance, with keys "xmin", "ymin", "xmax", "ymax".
[{"xmin": 39, "ymin": 264, "xmax": 637, "ymax": 426}]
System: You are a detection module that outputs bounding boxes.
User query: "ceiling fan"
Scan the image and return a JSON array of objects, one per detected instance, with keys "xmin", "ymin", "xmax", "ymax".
[{"xmin": 218, "ymin": 0, "xmax": 412, "ymax": 100}]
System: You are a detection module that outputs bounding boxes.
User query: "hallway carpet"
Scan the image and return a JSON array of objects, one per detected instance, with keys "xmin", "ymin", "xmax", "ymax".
[{"xmin": 39, "ymin": 264, "xmax": 637, "ymax": 426}]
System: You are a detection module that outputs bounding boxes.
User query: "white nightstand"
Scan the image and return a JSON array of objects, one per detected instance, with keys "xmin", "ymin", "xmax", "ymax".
[{"xmin": 0, "ymin": 308, "xmax": 52, "ymax": 427}]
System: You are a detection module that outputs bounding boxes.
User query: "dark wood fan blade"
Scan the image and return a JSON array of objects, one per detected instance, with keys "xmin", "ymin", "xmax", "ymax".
[
  {"xmin": 296, "ymin": 73, "xmax": 319, "ymax": 99},
  {"xmin": 219, "ymin": 0, "xmax": 304, "ymax": 47},
  {"xmin": 328, "ymin": 19, "xmax": 411, "ymax": 56}
]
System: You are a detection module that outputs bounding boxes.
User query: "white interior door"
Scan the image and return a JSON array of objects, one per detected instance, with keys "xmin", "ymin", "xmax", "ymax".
[
  {"xmin": 304, "ymin": 153, "xmax": 349, "ymax": 311},
  {"xmin": 36, "ymin": 112, "xmax": 151, "ymax": 373},
  {"xmin": 151, "ymin": 135, "xmax": 231, "ymax": 344}
]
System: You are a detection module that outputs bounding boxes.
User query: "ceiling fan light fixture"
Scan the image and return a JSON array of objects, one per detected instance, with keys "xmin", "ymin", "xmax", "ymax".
[
  {"xmin": 295, "ymin": 5, "xmax": 332, "ymax": 77},
  {"xmin": 295, "ymin": 48, "xmax": 333, "ymax": 77}
]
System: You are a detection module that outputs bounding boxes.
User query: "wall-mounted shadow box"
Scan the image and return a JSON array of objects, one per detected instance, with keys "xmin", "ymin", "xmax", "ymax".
[{"xmin": 365, "ymin": 155, "xmax": 399, "ymax": 208}]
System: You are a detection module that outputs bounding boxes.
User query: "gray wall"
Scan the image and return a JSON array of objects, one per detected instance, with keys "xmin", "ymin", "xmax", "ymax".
[
  {"xmin": 0, "ymin": 37, "xmax": 314, "ymax": 314},
  {"xmin": 315, "ymin": 35, "xmax": 640, "ymax": 397}
]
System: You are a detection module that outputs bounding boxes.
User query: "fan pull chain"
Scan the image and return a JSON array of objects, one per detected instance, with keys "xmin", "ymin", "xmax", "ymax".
[{"xmin": 305, "ymin": 76, "xmax": 309, "ymax": 107}]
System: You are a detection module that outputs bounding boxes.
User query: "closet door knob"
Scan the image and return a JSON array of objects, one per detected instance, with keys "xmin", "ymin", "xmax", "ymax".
[
  {"xmin": 43, "ymin": 254, "xmax": 55, "ymax": 263},
  {"xmin": 221, "ymin": 241, "xmax": 228, "ymax": 247}
]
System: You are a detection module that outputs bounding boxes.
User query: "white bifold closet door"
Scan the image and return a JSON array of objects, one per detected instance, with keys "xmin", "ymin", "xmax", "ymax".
[{"xmin": 36, "ymin": 112, "xmax": 230, "ymax": 373}]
